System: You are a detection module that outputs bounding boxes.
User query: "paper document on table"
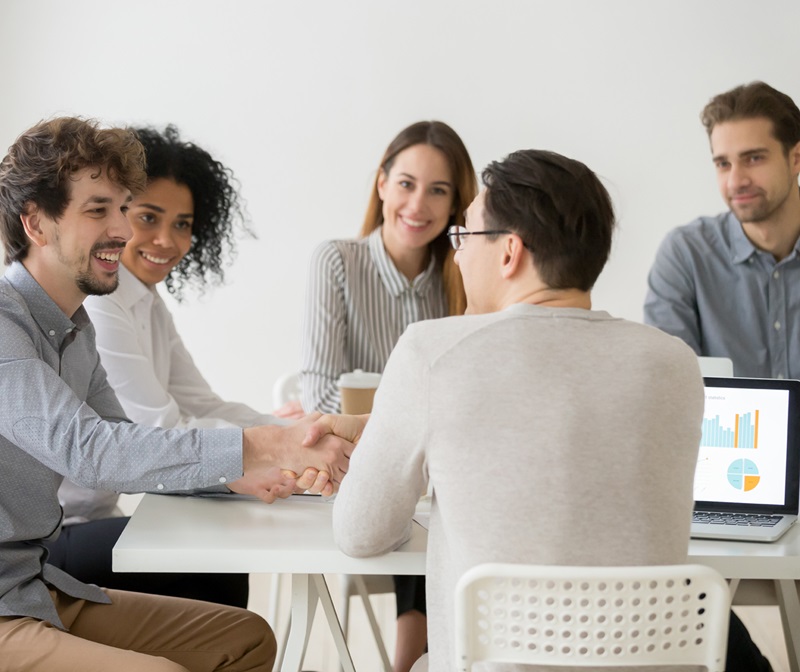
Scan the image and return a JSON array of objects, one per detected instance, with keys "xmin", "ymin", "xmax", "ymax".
[{"xmin": 184, "ymin": 492, "xmax": 322, "ymax": 501}]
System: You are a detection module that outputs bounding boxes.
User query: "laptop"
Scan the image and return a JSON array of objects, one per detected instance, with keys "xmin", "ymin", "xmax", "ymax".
[
  {"xmin": 698, "ymin": 356, "xmax": 734, "ymax": 377},
  {"xmin": 691, "ymin": 377, "xmax": 800, "ymax": 542}
]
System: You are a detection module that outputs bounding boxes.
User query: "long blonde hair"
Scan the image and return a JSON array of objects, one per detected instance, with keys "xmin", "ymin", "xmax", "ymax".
[{"xmin": 360, "ymin": 121, "xmax": 477, "ymax": 316}]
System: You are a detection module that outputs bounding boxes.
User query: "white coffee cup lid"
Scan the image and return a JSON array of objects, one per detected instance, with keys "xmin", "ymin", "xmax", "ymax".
[{"xmin": 337, "ymin": 369, "xmax": 382, "ymax": 388}]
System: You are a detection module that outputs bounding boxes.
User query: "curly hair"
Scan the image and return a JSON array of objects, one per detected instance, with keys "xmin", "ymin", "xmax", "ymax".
[
  {"xmin": 131, "ymin": 125, "xmax": 249, "ymax": 299},
  {"xmin": 0, "ymin": 117, "xmax": 146, "ymax": 265}
]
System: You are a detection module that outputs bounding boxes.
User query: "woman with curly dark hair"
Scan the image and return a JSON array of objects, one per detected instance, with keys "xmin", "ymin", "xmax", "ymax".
[{"xmin": 50, "ymin": 126, "xmax": 278, "ymax": 608}]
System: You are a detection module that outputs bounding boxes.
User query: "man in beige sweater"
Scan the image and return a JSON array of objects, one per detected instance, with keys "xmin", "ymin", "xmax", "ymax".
[{"xmin": 328, "ymin": 150, "xmax": 748, "ymax": 671}]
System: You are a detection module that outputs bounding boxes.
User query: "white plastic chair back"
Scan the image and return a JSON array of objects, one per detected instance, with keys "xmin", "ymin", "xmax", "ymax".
[
  {"xmin": 272, "ymin": 371, "xmax": 302, "ymax": 409},
  {"xmin": 455, "ymin": 563, "xmax": 730, "ymax": 671}
]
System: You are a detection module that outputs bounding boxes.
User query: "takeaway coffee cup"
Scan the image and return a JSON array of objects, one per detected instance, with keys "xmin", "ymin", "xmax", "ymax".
[{"xmin": 338, "ymin": 369, "xmax": 382, "ymax": 414}]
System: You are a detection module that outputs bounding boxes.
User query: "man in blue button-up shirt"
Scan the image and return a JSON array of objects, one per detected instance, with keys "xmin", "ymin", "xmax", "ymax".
[
  {"xmin": 644, "ymin": 81, "xmax": 800, "ymax": 672},
  {"xmin": 0, "ymin": 118, "xmax": 352, "ymax": 671},
  {"xmin": 645, "ymin": 81, "xmax": 800, "ymax": 379}
]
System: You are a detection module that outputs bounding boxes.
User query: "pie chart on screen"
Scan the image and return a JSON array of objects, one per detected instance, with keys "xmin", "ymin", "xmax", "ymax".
[{"xmin": 727, "ymin": 458, "xmax": 760, "ymax": 492}]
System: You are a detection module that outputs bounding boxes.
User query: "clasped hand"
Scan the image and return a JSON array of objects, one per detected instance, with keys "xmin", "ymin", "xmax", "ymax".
[{"xmin": 230, "ymin": 412, "xmax": 369, "ymax": 503}]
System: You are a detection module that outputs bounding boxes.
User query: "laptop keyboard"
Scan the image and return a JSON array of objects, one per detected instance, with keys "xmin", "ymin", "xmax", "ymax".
[{"xmin": 693, "ymin": 512, "xmax": 783, "ymax": 527}]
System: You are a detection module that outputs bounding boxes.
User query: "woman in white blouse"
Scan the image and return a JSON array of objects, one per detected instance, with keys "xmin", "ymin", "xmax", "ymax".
[
  {"xmin": 298, "ymin": 121, "xmax": 478, "ymax": 672},
  {"xmin": 49, "ymin": 126, "xmax": 277, "ymax": 608}
]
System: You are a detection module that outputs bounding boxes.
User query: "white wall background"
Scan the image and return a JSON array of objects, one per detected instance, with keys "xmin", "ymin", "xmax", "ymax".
[{"xmin": 2, "ymin": 0, "xmax": 799, "ymax": 410}]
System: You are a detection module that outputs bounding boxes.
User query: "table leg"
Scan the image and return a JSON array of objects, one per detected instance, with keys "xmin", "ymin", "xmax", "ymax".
[
  {"xmin": 775, "ymin": 579, "xmax": 800, "ymax": 672},
  {"xmin": 312, "ymin": 575, "xmax": 357, "ymax": 672},
  {"xmin": 281, "ymin": 574, "xmax": 318, "ymax": 672}
]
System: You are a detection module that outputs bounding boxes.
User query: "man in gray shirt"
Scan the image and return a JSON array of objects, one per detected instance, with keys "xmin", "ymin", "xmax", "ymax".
[
  {"xmin": 325, "ymin": 149, "xmax": 708, "ymax": 671},
  {"xmin": 0, "ymin": 118, "xmax": 352, "ymax": 671},
  {"xmin": 644, "ymin": 81, "xmax": 800, "ymax": 379}
]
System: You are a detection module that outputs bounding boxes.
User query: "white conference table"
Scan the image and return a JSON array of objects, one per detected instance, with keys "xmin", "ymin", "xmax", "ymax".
[
  {"xmin": 114, "ymin": 494, "xmax": 800, "ymax": 672},
  {"xmin": 113, "ymin": 493, "xmax": 426, "ymax": 672}
]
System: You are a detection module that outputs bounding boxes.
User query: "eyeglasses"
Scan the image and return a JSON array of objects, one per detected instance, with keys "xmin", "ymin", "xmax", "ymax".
[{"xmin": 446, "ymin": 225, "xmax": 513, "ymax": 251}]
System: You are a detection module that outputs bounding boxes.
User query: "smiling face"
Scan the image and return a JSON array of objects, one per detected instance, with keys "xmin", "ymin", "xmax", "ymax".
[
  {"xmin": 377, "ymin": 143, "xmax": 455, "ymax": 265},
  {"xmin": 121, "ymin": 178, "xmax": 194, "ymax": 286},
  {"xmin": 31, "ymin": 167, "xmax": 132, "ymax": 303},
  {"xmin": 711, "ymin": 117, "xmax": 800, "ymax": 225}
]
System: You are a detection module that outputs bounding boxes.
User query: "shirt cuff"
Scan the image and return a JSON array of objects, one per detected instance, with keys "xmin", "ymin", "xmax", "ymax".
[{"xmin": 199, "ymin": 427, "xmax": 244, "ymax": 488}]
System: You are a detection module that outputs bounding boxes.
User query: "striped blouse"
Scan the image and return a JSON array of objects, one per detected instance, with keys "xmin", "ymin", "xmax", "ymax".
[{"xmin": 301, "ymin": 227, "xmax": 448, "ymax": 413}]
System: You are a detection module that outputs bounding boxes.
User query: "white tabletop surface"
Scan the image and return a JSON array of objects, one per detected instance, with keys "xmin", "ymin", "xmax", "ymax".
[
  {"xmin": 115, "ymin": 493, "xmax": 800, "ymax": 581},
  {"xmin": 688, "ymin": 522, "xmax": 800, "ymax": 579},
  {"xmin": 113, "ymin": 493, "xmax": 427, "ymax": 575}
]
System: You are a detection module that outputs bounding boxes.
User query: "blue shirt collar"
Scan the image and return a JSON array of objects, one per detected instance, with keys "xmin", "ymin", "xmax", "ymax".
[
  {"xmin": 726, "ymin": 211, "xmax": 800, "ymax": 265},
  {"xmin": 4, "ymin": 262, "xmax": 89, "ymax": 348}
]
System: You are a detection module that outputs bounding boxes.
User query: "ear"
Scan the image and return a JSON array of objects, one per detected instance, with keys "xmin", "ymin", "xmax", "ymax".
[
  {"xmin": 20, "ymin": 203, "xmax": 49, "ymax": 249},
  {"xmin": 376, "ymin": 169, "xmax": 388, "ymax": 201},
  {"xmin": 499, "ymin": 233, "xmax": 528, "ymax": 280},
  {"xmin": 790, "ymin": 140, "xmax": 800, "ymax": 177}
]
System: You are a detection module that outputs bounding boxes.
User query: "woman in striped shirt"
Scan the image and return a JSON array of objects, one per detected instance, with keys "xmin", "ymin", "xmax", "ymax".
[{"xmin": 298, "ymin": 120, "xmax": 477, "ymax": 672}]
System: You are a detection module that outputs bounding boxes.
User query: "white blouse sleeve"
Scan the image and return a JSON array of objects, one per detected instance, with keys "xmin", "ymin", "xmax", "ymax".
[{"xmin": 87, "ymin": 292, "xmax": 279, "ymax": 430}]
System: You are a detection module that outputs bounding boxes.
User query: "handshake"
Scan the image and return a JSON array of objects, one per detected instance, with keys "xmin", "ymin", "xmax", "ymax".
[{"xmin": 230, "ymin": 413, "xmax": 369, "ymax": 503}]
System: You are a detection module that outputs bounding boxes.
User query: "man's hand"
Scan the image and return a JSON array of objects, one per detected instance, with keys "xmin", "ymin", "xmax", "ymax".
[
  {"xmin": 241, "ymin": 413, "xmax": 355, "ymax": 492},
  {"xmin": 228, "ymin": 466, "xmax": 334, "ymax": 502},
  {"xmin": 303, "ymin": 413, "xmax": 370, "ymax": 448}
]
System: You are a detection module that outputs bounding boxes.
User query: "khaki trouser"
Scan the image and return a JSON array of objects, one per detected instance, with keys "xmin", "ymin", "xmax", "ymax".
[{"xmin": 0, "ymin": 588, "xmax": 276, "ymax": 672}]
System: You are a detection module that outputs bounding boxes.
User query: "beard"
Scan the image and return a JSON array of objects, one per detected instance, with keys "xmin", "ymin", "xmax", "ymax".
[
  {"xmin": 75, "ymin": 267, "xmax": 120, "ymax": 296},
  {"xmin": 53, "ymin": 231, "xmax": 123, "ymax": 296},
  {"xmin": 729, "ymin": 177, "xmax": 796, "ymax": 224}
]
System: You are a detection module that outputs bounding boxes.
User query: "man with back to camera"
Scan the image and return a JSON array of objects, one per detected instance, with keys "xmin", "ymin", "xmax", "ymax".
[
  {"xmin": 0, "ymin": 117, "xmax": 352, "ymax": 671},
  {"xmin": 645, "ymin": 81, "xmax": 800, "ymax": 379},
  {"xmin": 314, "ymin": 148, "xmax": 773, "ymax": 671}
]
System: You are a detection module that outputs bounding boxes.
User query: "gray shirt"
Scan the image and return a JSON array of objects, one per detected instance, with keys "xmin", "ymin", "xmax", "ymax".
[
  {"xmin": 333, "ymin": 304, "xmax": 704, "ymax": 672},
  {"xmin": 644, "ymin": 211, "xmax": 800, "ymax": 379},
  {"xmin": 300, "ymin": 227, "xmax": 447, "ymax": 413},
  {"xmin": 0, "ymin": 263, "xmax": 243, "ymax": 628}
]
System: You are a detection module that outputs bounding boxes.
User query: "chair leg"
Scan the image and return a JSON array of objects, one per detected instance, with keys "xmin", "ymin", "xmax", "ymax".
[
  {"xmin": 273, "ymin": 612, "xmax": 291, "ymax": 672},
  {"xmin": 353, "ymin": 575, "xmax": 393, "ymax": 671},
  {"xmin": 268, "ymin": 573, "xmax": 283, "ymax": 628},
  {"xmin": 338, "ymin": 576, "xmax": 351, "ymax": 672}
]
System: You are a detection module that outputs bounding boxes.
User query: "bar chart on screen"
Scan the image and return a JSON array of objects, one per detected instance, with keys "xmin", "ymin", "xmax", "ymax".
[
  {"xmin": 695, "ymin": 386, "xmax": 790, "ymax": 505},
  {"xmin": 701, "ymin": 410, "xmax": 759, "ymax": 448}
]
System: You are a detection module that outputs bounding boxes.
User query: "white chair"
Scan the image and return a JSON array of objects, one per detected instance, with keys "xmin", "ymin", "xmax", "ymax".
[
  {"xmin": 272, "ymin": 371, "xmax": 302, "ymax": 410},
  {"xmin": 455, "ymin": 563, "xmax": 730, "ymax": 671}
]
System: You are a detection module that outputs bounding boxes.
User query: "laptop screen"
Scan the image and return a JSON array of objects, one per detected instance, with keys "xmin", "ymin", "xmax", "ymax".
[{"xmin": 694, "ymin": 377, "xmax": 800, "ymax": 513}]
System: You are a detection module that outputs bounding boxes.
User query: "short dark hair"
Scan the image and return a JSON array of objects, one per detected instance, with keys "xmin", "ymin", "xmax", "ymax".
[
  {"xmin": 701, "ymin": 81, "xmax": 800, "ymax": 154},
  {"xmin": 0, "ymin": 117, "xmax": 146, "ymax": 265},
  {"xmin": 481, "ymin": 150, "xmax": 615, "ymax": 291},
  {"xmin": 131, "ymin": 125, "xmax": 249, "ymax": 299}
]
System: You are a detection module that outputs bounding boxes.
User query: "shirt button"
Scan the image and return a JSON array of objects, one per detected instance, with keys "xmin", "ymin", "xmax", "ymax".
[
  {"xmin": 774, "ymin": 271, "xmax": 780, "ymax": 279},
  {"xmin": 774, "ymin": 321, "xmax": 781, "ymax": 330},
  {"xmin": 156, "ymin": 483, "xmax": 165, "ymax": 490},
  {"xmin": 48, "ymin": 329, "xmax": 56, "ymax": 336},
  {"xmin": 749, "ymin": 258, "xmax": 755, "ymax": 264},
  {"xmin": 219, "ymin": 477, "xmax": 227, "ymax": 484}
]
